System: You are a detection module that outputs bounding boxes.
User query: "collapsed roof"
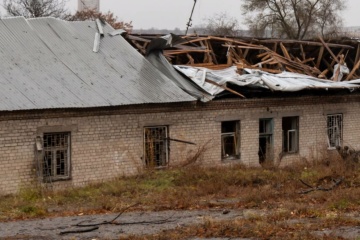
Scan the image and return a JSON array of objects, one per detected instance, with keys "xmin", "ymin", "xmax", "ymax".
[
  {"xmin": 141, "ymin": 34, "xmax": 360, "ymax": 99},
  {"xmin": 0, "ymin": 17, "xmax": 360, "ymax": 113}
]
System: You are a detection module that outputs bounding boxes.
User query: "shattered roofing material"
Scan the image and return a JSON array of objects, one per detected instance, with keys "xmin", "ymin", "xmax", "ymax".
[
  {"xmin": 175, "ymin": 66, "xmax": 360, "ymax": 96},
  {"xmin": 146, "ymin": 51, "xmax": 213, "ymax": 101},
  {"xmin": 0, "ymin": 17, "xmax": 195, "ymax": 112}
]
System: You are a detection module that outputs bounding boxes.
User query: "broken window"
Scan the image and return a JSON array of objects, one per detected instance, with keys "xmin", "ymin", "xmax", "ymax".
[
  {"xmin": 144, "ymin": 126, "xmax": 168, "ymax": 168},
  {"xmin": 327, "ymin": 114, "xmax": 343, "ymax": 148},
  {"xmin": 282, "ymin": 117, "xmax": 299, "ymax": 153},
  {"xmin": 221, "ymin": 121, "xmax": 240, "ymax": 160},
  {"xmin": 43, "ymin": 132, "xmax": 71, "ymax": 181},
  {"xmin": 259, "ymin": 119, "xmax": 273, "ymax": 164}
]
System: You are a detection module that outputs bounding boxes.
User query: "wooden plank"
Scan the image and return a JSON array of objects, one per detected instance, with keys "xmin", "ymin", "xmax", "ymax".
[
  {"xmin": 316, "ymin": 46, "xmax": 324, "ymax": 69},
  {"xmin": 186, "ymin": 53, "xmax": 195, "ymax": 65},
  {"xmin": 300, "ymin": 44, "xmax": 306, "ymax": 61},
  {"xmin": 295, "ymin": 57, "xmax": 302, "ymax": 63},
  {"xmin": 206, "ymin": 40, "xmax": 218, "ymax": 65},
  {"xmin": 326, "ymin": 48, "xmax": 344, "ymax": 70},
  {"xmin": 209, "ymin": 36, "xmax": 258, "ymax": 48},
  {"xmin": 318, "ymin": 36, "xmax": 339, "ymax": 64},
  {"xmin": 164, "ymin": 50, "xmax": 211, "ymax": 54},
  {"xmin": 279, "ymin": 42, "xmax": 291, "ymax": 60},
  {"xmin": 261, "ymin": 54, "xmax": 271, "ymax": 61},
  {"xmin": 130, "ymin": 40, "xmax": 146, "ymax": 55},
  {"xmin": 179, "ymin": 37, "xmax": 211, "ymax": 45},
  {"xmin": 226, "ymin": 46, "xmax": 233, "ymax": 65},
  {"xmin": 229, "ymin": 47, "xmax": 243, "ymax": 63},
  {"xmin": 234, "ymin": 48, "xmax": 251, "ymax": 66},
  {"xmin": 355, "ymin": 43, "xmax": 360, "ymax": 64},
  {"xmin": 205, "ymin": 79, "xmax": 246, "ymax": 98},
  {"xmin": 256, "ymin": 38, "xmax": 353, "ymax": 49},
  {"xmin": 243, "ymin": 40, "xmax": 254, "ymax": 58},
  {"xmin": 346, "ymin": 59, "xmax": 360, "ymax": 80},
  {"xmin": 256, "ymin": 52, "xmax": 269, "ymax": 58},
  {"xmin": 318, "ymin": 69, "xmax": 329, "ymax": 79},
  {"xmin": 285, "ymin": 66, "xmax": 301, "ymax": 73},
  {"xmin": 251, "ymin": 58, "xmax": 275, "ymax": 67},
  {"xmin": 322, "ymin": 58, "xmax": 334, "ymax": 73},
  {"xmin": 223, "ymin": 45, "xmax": 266, "ymax": 50},
  {"xmin": 273, "ymin": 42, "xmax": 278, "ymax": 53},
  {"xmin": 302, "ymin": 58, "xmax": 315, "ymax": 64}
]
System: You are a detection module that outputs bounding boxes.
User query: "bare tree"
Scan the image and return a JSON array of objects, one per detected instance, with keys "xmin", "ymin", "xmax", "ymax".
[
  {"xmin": 241, "ymin": 0, "xmax": 346, "ymax": 39},
  {"xmin": 3, "ymin": 0, "xmax": 68, "ymax": 18},
  {"xmin": 67, "ymin": 9, "xmax": 133, "ymax": 33},
  {"xmin": 203, "ymin": 12, "xmax": 239, "ymax": 36}
]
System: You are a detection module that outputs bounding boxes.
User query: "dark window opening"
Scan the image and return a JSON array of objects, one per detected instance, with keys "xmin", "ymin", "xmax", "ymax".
[
  {"xmin": 282, "ymin": 117, "xmax": 299, "ymax": 153},
  {"xmin": 327, "ymin": 114, "xmax": 343, "ymax": 148},
  {"xmin": 221, "ymin": 121, "xmax": 240, "ymax": 160},
  {"xmin": 42, "ymin": 132, "xmax": 70, "ymax": 181},
  {"xmin": 144, "ymin": 126, "xmax": 168, "ymax": 167},
  {"xmin": 259, "ymin": 119, "xmax": 273, "ymax": 164}
]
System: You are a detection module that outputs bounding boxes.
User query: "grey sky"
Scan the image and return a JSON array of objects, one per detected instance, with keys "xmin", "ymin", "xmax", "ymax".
[
  {"xmin": 65, "ymin": 0, "xmax": 360, "ymax": 29},
  {"xmin": 1, "ymin": 0, "xmax": 358, "ymax": 29}
]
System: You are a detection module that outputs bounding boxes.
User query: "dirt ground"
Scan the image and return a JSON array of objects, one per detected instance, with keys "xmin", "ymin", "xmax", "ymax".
[
  {"xmin": 0, "ymin": 209, "xmax": 244, "ymax": 240},
  {"xmin": 1, "ymin": 208, "xmax": 360, "ymax": 240}
]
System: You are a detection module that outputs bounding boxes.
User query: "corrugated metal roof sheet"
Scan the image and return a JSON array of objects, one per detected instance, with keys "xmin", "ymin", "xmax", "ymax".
[{"xmin": 0, "ymin": 17, "xmax": 195, "ymax": 111}]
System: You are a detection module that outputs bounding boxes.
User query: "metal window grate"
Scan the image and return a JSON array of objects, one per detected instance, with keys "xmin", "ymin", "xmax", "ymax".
[
  {"xmin": 43, "ymin": 132, "xmax": 70, "ymax": 180},
  {"xmin": 144, "ymin": 126, "xmax": 168, "ymax": 167},
  {"xmin": 327, "ymin": 114, "xmax": 343, "ymax": 148}
]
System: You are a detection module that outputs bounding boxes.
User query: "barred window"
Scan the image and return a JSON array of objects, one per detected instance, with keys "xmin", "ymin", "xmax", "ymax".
[
  {"xmin": 43, "ymin": 132, "xmax": 71, "ymax": 180},
  {"xmin": 144, "ymin": 126, "xmax": 168, "ymax": 168},
  {"xmin": 327, "ymin": 114, "xmax": 343, "ymax": 148}
]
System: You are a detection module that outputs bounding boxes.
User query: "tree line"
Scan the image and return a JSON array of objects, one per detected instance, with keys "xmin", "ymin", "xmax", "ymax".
[
  {"xmin": 2, "ymin": 0, "xmax": 133, "ymax": 33},
  {"xmin": 1, "ymin": 0, "xmax": 348, "ymax": 39}
]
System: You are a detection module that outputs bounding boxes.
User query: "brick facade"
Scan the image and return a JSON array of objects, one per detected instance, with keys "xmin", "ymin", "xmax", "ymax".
[{"xmin": 1, "ymin": 95, "xmax": 359, "ymax": 195}]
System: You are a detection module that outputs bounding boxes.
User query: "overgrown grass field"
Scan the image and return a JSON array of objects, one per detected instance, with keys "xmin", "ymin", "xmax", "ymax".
[{"xmin": 1, "ymin": 157, "xmax": 360, "ymax": 239}]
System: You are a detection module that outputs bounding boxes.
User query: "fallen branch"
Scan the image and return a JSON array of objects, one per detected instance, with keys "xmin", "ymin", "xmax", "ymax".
[
  {"xmin": 57, "ymin": 203, "xmax": 139, "ymax": 236},
  {"xmin": 299, "ymin": 177, "xmax": 343, "ymax": 194},
  {"xmin": 75, "ymin": 203, "xmax": 140, "ymax": 227},
  {"xmin": 59, "ymin": 203, "xmax": 177, "ymax": 236}
]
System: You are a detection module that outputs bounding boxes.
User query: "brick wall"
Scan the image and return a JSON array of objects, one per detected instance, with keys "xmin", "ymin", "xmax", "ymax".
[{"xmin": 0, "ymin": 95, "xmax": 359, "ymax": 194}]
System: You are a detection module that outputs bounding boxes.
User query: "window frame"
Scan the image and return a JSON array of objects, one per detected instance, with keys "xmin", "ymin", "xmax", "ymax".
[
  {"xmin": 327, "ymin": 114, "xmax": 343, "ymax": 149},
  {"xmin": 282, "ymin": 116, "xmax": 299, "ymax": 154},
  {"xmin": 143, "ymin": 126, "xmax": 169, "ymax": 168},
  {"xmin": 221, "ymin": 121, "xmax": 241, "ymax": 160},
  {"xmin": 259, "ymin": 118, "xmax": 274, "ymax": 163},
  {"xmin": 42, "ymin": 132, "xmax": 71, "ymax": 181}
]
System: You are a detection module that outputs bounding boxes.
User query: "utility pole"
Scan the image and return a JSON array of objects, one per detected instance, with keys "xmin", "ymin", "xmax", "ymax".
[{"xmin": 185, "ymin": 0, "xmax": 197, "ymax": 35}]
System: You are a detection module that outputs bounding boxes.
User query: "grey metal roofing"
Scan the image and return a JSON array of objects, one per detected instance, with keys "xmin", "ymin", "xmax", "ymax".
[{"xmin": 0, "ymin": 17, "xmax": 195, "ymax": 111}]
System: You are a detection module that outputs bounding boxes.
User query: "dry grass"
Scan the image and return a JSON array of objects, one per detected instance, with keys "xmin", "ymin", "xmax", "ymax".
[
  {"xmin": 0, "ymin": 154, "xmax": 360, "ymax": 238},
  {"xmin": 121, "ymin": 215, "xmax": 360, "ymax": 240}
]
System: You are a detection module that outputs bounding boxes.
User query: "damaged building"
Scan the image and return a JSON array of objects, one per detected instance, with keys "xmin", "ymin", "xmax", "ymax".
[{"xmin": 1, "ymin": 17, "xmax": 360, "ymax": 194}]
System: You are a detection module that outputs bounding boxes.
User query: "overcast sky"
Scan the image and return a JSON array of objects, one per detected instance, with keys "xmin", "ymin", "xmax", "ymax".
[
  {"xmin": 64, "ymin": 0, "xmax": 360, "ymax": 30},
  {"xmin": 1, "ymin": 0, "xmax": 359, "ymax": 29}
]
